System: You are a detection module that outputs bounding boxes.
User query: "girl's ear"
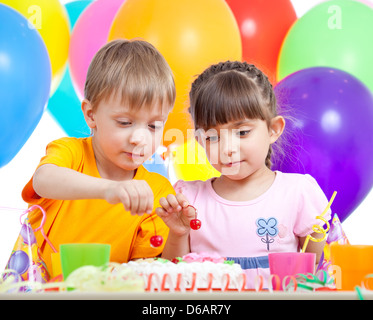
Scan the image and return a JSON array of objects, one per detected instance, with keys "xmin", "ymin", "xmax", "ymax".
[
  {"xmin": 269, "ymin": 116, "xmax": 285, "ymax": 144},
  {"xmin": 81, "ymin": 99, "xmax": 96, "ymax": 129}
]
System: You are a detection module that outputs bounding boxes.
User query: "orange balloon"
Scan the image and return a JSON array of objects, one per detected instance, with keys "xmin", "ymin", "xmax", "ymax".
[{"xmin": 109, "ymin": 0, "xmax": 242, "ymax": 147}]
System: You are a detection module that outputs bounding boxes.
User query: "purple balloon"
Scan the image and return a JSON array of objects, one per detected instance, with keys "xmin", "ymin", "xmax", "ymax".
[{"xmin": 273, "ymin": 67, "xmax": 373, "ymax": 222}]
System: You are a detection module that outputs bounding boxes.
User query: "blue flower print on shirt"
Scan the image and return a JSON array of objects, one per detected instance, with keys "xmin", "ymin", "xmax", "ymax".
[{"xmin": 256, "ymin": 217, "xmax": 278, "ymax": 251}]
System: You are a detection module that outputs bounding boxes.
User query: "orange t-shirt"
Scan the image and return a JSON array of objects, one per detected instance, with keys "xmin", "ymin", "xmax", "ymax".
[{"xmin": 22, "ymin": 137, "xmax": 174, "ymax": 273}]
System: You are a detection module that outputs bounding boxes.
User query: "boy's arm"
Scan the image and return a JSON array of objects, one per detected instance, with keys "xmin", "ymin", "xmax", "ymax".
[{"xmin": 33, "ymin": 163, "xmax": 154, "ymax": 215}]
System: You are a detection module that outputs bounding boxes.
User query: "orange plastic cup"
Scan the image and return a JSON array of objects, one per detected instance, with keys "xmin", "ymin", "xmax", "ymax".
[{"xmin": 330, "ymin": 244, "xmax": 373, "ymax": 291}]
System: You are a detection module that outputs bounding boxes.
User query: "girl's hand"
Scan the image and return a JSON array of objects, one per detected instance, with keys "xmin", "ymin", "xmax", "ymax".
[
  {"xmin": 156, "ymin": 193, "xmax": 195, "ymax": 236},
  {"xmin": 104, "ymin": 180, "xmax": 154, "ymax": 215}
]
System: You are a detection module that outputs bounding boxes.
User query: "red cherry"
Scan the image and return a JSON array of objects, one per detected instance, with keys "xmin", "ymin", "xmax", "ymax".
[
  {"xmin": 150, "ymin": 235, "xmax": 163, "ymax": 247},
  {"xmin": 190, "ymin": 219, "xmax": 202, "ymax": 230}
]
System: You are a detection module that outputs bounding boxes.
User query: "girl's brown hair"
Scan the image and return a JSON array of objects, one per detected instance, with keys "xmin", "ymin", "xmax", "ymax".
[
  {"xmin": 84, "ymin": 39, "xmax": 176, "ymax": 111},
  {"xmin": 189, "ymin": 61, "xmax": 281, "ymax": 168}
]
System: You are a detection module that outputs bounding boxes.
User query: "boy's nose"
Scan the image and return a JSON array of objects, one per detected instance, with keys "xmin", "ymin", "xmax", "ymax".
[{"xmin": 129, "ymin": 128, "xmax": 149, "ymax": 146}]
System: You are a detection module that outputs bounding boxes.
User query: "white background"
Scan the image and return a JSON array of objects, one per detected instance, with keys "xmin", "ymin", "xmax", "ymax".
[{"xmin": 1, "ymin": 0, "xmax": 373, "ymax": 268}]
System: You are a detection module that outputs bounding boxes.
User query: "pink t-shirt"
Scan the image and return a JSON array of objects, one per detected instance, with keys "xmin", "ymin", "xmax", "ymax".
[{"xmin": 174, "ymin": 171, "xmax": 331, "ymax": 288}]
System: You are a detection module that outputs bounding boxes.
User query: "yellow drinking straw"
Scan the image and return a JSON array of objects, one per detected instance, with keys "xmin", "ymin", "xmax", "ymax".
[{"xmin": 301, "ymin": 191, "xmax": 337, "ymax": 253}]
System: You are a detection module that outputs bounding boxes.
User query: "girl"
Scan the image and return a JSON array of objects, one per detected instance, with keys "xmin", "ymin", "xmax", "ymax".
[{"xmin": 156, "ymin": 61, "xmax": 330, "ymax": 288}]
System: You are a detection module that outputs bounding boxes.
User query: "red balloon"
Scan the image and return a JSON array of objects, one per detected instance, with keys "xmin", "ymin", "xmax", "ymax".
[{"xmin": 225, "ymin": 0, "xmax": 296, "ymax": 84}]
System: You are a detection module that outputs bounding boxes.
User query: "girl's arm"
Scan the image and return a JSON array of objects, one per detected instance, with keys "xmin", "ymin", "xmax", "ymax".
[
  {"xmin": 299, "ymin": 231, "xmax": 326, "ymax": 265},
  {"xmin": 33, "ymin": 163, "xmax": 154, "ymax": 215},
  {"xmin": 160, "ymin": 231, "xmax": 190, "ymax": 260}
]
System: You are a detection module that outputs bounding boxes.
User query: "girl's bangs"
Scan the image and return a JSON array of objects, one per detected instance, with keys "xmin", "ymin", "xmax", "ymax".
[{"xmin": 192, "ymin": 71, "xmax": 267, "ymax": 129}]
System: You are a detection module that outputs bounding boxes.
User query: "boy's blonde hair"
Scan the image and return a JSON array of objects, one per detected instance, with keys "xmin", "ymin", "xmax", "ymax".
[{"xmin": 84, "ymin": 39, "xmax": 176, "ymax": 111}]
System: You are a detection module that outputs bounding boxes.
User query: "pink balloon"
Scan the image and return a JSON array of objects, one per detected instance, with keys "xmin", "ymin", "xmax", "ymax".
[{"xmin": 69, "ymin": 0, "xmax": 126, "ymax": 99}]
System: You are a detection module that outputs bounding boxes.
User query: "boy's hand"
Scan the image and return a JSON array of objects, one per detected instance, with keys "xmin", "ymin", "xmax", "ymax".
[
  {"xmin": 105, "ymin": 180, "xmax": 154, "ymax": 215},
  {"xmin": 155, "ymin": 193, "xmax": 195, "ymax": 236}
]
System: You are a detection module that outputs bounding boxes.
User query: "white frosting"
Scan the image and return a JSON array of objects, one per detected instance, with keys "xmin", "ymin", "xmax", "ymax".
[{"xmin": 123, "ymin": 258, "xmax": 246, "ymax": 291}]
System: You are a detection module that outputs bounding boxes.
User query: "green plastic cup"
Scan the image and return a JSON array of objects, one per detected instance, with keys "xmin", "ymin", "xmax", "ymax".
[{"xmin": 60, "ymin": 243, "xmax": 111, "ymax": 280}]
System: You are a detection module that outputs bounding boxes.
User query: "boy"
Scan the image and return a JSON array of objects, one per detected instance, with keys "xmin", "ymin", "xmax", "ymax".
[{"xmin": 22, "ymin": 39, "xmax": 176, "ymax": 272}]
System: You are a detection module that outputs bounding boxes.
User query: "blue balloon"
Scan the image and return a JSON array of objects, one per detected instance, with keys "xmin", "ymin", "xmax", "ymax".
[
  {"xmin": 47, "ymin": 0, "xmax": 93, "ymax": 138},
  {"xmin": 143, "ymin": 153, "xmax": 169, "ymax": 178},
  {"xmin": 0, "ymin": 4, "xmax": 51, "ymax": 167}
]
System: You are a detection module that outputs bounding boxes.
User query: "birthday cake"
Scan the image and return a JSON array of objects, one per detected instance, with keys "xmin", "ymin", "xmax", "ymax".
[{"xmin": 123, "ymin": 252, "xmax": 246, "ymax": 291}]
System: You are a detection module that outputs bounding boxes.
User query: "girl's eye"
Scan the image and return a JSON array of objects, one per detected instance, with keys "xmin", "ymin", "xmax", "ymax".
[
  {"xmin": 237, "ymin": 130, "xmax": 250, "ymax": 137},
  {"xmin": 206, "ymin": 135, "xmax": 219, "ymax": 142}
]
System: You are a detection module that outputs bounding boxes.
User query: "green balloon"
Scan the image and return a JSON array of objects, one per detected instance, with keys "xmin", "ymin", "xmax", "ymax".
[{"xmin": 277, "ymin": 0, "xmax": 373, "ymax": 93}]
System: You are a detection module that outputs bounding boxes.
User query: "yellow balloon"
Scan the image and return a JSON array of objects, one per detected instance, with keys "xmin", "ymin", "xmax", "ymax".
[
  {"xmin": 170, "ymin": 140, "xmax": 220, "ymax": 182},
  {"xmin": 109, "ymin": 0, "xmax": 242, "ymax": 148},
  {"xmin": 1, "ymin": 0, "xmax": 70, "ymax": 94}
]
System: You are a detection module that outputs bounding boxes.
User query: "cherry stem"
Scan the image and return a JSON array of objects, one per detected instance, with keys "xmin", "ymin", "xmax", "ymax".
[{"xmin": 151, "ymin": 213, "xmax": 157, "ymax": 235}]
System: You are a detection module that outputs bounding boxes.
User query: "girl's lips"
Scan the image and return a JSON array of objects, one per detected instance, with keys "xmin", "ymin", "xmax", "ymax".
[{"xmin": 222, "ymin": 160, "xmax": 242, "ymax": 167}]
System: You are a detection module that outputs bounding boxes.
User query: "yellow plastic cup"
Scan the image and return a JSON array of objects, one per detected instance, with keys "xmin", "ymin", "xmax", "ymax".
[
  {"xmin": 330, "ymin": 244, "xmax": 373, "ymax": 291},
  {"xmin": 60, "ymin": 243, "xmax": 111, "ymax": 280}
]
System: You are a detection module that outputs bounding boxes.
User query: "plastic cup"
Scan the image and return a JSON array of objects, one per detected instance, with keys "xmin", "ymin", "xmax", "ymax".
[
  {"xmin": 268, "ymin": 252, "xmax": 316, "ymax": 290},
  {"xmin": 60, "ymin": 243, "xmax": 111, "ymax": 280},
  {"xmin": 330, "ymin": 244, "xmax": 373, "ymax": 291}
]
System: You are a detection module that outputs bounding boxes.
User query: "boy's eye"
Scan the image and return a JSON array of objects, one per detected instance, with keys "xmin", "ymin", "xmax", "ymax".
[
  {"xmin": 148, "ymin": 121, "xmax": 164, "ymax": 130},
  {"xmin": 206, "ymin": 135, "xmax": 219, "ymax": 142},
  {"xmin": 117, "ymin": 121, "xmax": 132, "ymax": 126}
]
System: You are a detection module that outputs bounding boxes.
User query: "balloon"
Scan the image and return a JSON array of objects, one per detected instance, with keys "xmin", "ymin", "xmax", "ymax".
[
  {"xmin": 0, "ymin": 4, "xmax": 51, "ymax": 168},
  {"xmin": 273, "ymin": 67, "xmax": 373, "ymax": 222},
  {"xmin": 109, "ymin": 0, "xmax": 242, "ymax": 148},
  {"xmin": 170, "ymin": 140, "xmax": 221, "ymax": 182},
  {"xmin": 0, "ymin": 0, "xmax": 70, "ymax": 94},
  {"xmin": 277, "ymin": 0, "xmax": 373, "ymax": 93},
  {"xmin": 225, "ymin": 0, "xmax": 296, "ymax": 84},
  {"xmin": 47, "ymin": 0, "xmax": 93, "ymax": 138},
  {"xmin": 69, "ymin": 0, "xmax": 126, "ymax": 100},
  {"xmin": 143, "ymin": 153, "xmax": 168, "ymax": 178}
]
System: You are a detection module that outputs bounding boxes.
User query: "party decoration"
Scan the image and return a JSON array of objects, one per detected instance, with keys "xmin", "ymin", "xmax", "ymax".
[
  {"xmin": 225, "ymin": 0, "xmax": 296, "ymax": 84},
  {"xmin": 273, "ymin": 67, "xmax": 373, "ymax": 222},
  {"xmin": 170, "ymin": 139, "xmax": 221, "ymax": 181},
  {"xmin": 109, "ymin": 0, "xmax": 242, "ymax": 147},
  {"xmin": 69, "ymin": 0, "xmax": 125, "ymax": 99},
  {"xmin": 0, "ymin": 5, "xmax": 51, "ymax": 168},
  {"xmin": 301, "ymin": 191, "xmax": 336, "ymax": 253},
  {"xmin": 3, "ymin": 205, "xmax": 56, "ymax": 292},
  {"xmin": 317, "ymin": 213, "xmax": 350, "ymax": 287},
  {"xmin": 277, "ymin": 0, "xmax": 373, "ymax": 93},
  {"xmin": 0, "ymin": 0, "xmax": 70, "ymax": 94},
  {"xmin": 47, "ymin": 0, "xmax": 93, "ymax": 138}
]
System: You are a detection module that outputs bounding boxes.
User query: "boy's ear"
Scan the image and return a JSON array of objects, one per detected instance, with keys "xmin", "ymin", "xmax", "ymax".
[
  {"xmin": 81, "ymin": 99, "xmax": 96, "ymax": 129},
  {"xmin": 269, "ymin": 116, "xmax": 285, "ymax": 144}
]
